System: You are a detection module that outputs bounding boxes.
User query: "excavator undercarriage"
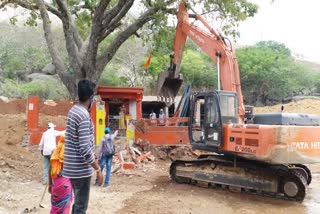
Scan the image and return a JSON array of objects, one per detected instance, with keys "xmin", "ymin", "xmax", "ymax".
[{"xmin": 170, "ymin": 155, "xmax": 311, "ymax": 201}]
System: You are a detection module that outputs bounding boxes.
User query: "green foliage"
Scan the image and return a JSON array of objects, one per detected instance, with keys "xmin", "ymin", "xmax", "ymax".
[
  {"xmin": 2, "ymin": 79, "xmax": 23, "ymax": 98},
  {"xmin": 201, "ymin": 0, "xmax": 258, "ymax": 37},
  {"xmin": 147, "ymin": 55, "xmax": 163, "ymax": 77},
  {"xmin": 99, "ymin": 63, "xmax": 127, "ymax": 86},
  {"xmin": 2, "ymin": 0, "xmax": 259, "ymax": 98},
  {"xmin": 180, "ymin": 49, "xmax": 217, "ymax": 90},
  {"xmin": 237, "ymin": 41, "xmax": 319, "ymax": 105},
  {"xmin": 2, "ymin": 79, "xmax": 70, "ymax": 100},
  {"xmin": 0, "ymin": 24, "xmax": 51, "ymax": 79},
  {"xmin": 75, "ymin": 11, "xmax": 92, "ymax": 39}
]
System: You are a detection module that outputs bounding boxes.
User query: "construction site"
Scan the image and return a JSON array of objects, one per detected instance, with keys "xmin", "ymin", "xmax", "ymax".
[
  {"xmin": 1, "ymin": 0, "xmax": 320, "ymax": 214},
  {"xmin": 1, "ymin": 97, "xmax": 320, "ymax": 214}
]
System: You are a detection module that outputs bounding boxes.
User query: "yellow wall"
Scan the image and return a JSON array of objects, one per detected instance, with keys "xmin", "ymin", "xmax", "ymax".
[{"xmin": 96, "ymin": 102, "xmax": 106, "ymax": 145}]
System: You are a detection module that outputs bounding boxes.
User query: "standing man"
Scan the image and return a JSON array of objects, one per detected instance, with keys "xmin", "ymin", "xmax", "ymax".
[
  {"xmin": 63, "ymin": 80, "xmax": 103, "ymax": 214},
  {"xmin": 39, "ymin": 122, "xmax": 63, "ymax": 184}
]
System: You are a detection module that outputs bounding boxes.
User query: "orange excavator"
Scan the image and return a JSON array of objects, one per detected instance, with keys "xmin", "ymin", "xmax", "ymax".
[{"xmin": 157, "ymin": 0, "xmax": 320, "ymax": 201}]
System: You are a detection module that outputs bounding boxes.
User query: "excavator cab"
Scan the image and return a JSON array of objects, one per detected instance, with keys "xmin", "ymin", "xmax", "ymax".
[{"xmin": 189, "ymin": 91, "xmax": 238, "ymax": 152}]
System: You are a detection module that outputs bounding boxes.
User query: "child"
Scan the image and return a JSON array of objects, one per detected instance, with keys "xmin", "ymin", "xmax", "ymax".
[{"xmin": 96, "ymin": 127, "xmax": 118, "ymax": 187}]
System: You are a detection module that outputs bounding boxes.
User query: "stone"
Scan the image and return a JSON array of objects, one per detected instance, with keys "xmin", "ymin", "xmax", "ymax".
[
  {"xmin": 41, "ymin": 63, "xmax": 56, "ymax": 75},
  {"xmin": 15, "ymin": 70, "xmax": 28, "ymax": 82},
  {"xmin": 27, "ymin": 73, "xmax": 58, "ymax": 82}
]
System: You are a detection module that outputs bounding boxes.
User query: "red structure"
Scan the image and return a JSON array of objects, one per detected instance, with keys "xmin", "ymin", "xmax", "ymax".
[
  {"xmin": 27, "ymin": 97, "xmax": 65, "ymax": 144},
  {"xmin": 135, "ymin": 117, "xmax": 189, "ymax": 145},
  {"xmin": 26, "ymin": 86, "xmax": 144, "ymax": 144},
  {"xmin": 97, "ymin": 86, "xmax": 143, "ymax": 128}
]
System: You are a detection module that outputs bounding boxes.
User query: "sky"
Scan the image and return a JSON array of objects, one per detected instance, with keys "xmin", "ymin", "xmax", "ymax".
[
  {"xmin": 237, "ymin": 0, "xmax": 320, "ymax": 63},
  {"xmin": 1, "ymin": 0, "xmax": 319, "ymax": 63}
]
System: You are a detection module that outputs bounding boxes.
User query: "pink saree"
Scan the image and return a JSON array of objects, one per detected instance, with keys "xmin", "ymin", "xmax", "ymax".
[{"xmin": 50, "ymin": 176, "xmax": 73, "ymax": 214}]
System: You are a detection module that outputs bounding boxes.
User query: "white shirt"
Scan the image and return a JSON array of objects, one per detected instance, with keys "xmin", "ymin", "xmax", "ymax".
[
  {"xmin": 159, "ymin": 113, "xmax": 165, "ymax": 119},
  {"xmin": 39, "ymin": 129, "xmax": 63, "ymax": 156},
  {"xmin": 150, "ymin": 113, "xmax": 156, "ymax": 119}
]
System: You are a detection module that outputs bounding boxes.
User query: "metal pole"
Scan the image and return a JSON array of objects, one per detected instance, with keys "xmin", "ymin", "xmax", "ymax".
[{"xmin": 217, "ymin": 54, "xmax": 221, "ymax": 91}]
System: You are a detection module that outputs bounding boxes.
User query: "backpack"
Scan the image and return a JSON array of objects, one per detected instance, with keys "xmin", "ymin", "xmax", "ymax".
[{"xmin": 101, "ymin": 136, "xmax": 116, "ymax": 157}]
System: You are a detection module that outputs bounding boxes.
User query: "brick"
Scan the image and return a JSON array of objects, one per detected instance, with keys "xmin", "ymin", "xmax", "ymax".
[
  {"xmin": 138, "ymin": 151, "xmax": 151, "ymax": 163},
  {"xmin": 122, "ymin": 162, "xmax": 136, "ymax": 170}
]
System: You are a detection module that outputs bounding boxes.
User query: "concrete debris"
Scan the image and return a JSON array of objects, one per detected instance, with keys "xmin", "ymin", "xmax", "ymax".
[{"xmin": 113, "ymin": 143, "xmax": 155, "ymax": 173}]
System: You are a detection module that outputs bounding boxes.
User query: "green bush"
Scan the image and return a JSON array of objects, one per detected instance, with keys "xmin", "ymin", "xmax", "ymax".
[{"xmin": 2, "ymin": 79, "xmax": 69, "ymax": 100}]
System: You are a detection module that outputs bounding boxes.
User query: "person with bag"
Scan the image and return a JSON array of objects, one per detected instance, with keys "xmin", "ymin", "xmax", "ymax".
[{"xmin": 96, "ymin": 127, "xmax": 118, "ymax": 187}]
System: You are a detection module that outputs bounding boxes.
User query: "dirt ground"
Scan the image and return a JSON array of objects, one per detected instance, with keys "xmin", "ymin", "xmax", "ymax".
[
  {"xmin": 1, "ymin": 99, "xmax": 320, "ymax": 214},
  {"xmin": 1, "ymin": 151, "xmax": 320, "ymax": 214},
  {"xmin": 255, "ymin": 99, "xmax": 320, "ymax": 115}
]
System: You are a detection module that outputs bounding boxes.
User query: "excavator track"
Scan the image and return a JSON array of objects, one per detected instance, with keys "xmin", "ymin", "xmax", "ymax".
[{"xmin": 170, "ymin": 155, "xmax": 309, "ymax": 202}]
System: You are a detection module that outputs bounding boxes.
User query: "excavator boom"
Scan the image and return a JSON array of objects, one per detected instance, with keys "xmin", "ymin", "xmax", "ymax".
[{"xmin": 157, "ymin": 0, "xmax": 245, "ymax": 120}]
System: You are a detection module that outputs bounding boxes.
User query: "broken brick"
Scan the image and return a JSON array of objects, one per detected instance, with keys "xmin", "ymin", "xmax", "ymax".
[
  {"xmin": 122, "ymin": 162, "xmax": 136, "ymax": 170},
  {"xmin": 138, "ymin": 151, "xmax": 151, "ymax": 163}
]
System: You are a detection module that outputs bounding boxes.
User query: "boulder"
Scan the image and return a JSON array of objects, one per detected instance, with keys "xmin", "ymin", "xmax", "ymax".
[
  {"xmin": 15, "ymin": 70, "xmax": 28, "ymax": 82},
  {"xmin": 27, "ymin": 73, "xmax": 58, "ymax": 82},
  {"xmin": 41, "ymin": 63, "xmax": 56, "ymax": 75}
]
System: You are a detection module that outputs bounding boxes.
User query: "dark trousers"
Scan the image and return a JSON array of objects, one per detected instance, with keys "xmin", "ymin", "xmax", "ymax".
[{"xmin": 71, "ymin": 177, "xmax": 91, "ymax": 214}]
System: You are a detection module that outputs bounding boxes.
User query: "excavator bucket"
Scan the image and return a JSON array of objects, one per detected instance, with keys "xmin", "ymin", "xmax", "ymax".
[{"xmin": 156, "ymin": 71, "xmax": 183, "ymax": 101}]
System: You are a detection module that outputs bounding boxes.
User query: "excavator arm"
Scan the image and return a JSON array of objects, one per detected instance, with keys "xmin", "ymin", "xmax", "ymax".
[{"xmin": 157, "ymin": 0, "xmax": 245, "ymax": 119}]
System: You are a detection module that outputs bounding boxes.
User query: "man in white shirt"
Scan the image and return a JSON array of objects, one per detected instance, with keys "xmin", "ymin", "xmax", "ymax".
[{"xmin": 39, "ymin": 122, "xmax": 63, "ymax": 184}]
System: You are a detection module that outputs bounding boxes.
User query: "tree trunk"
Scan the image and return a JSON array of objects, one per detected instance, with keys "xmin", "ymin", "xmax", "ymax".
[{"xmin": 60, "ymin": 73, "xmax": 78, "ymax": 100}]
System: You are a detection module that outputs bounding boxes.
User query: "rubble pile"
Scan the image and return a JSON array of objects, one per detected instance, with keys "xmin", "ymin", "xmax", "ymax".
[{"xmin": 111, "ymin": 139, "xmax": 156, "ymax": 173}]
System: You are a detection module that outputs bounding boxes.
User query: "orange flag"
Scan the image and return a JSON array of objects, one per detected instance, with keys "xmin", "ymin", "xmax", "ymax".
[{"xmin": 143, "ymin": 52, "xmax": 152, "ymax": 68}]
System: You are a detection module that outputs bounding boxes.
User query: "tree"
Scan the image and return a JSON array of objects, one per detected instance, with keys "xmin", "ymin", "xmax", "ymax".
[
  {"xmin": 0, "ymin": 0, "xmax": 258, "ymax": 98},
  {"xmin": 180, "ymin": 48, "xmax": 217, "ymax": 90},
  {"xmin": 236, "ymin": 41, "xmax": 319, "ymax": 106},
  {"xmin": 112, "ymin": 37, "xmax": 148, "ymax": 87}
]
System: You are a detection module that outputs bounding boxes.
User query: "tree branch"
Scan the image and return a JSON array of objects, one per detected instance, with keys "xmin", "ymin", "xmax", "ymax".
[
  {"xmin": 102, "ymin": 0, "xmax": 132, "ymax": 28},
  {"xmin": 55, "ymin": 0, "xmax": 82, "ymax": 74},
  {"xmin": 94, "ymin": 0, "xmax": 112, "ymax": 21},
  {"xmin": 1, "ymin": 0, "xmax": 62, "ymax": 19},
  {"xmin": 35, "ymin": 0, "xmax": 71, "ymax": 89},
  {"xmin": 98, "ymin": 22, "xmax": 122, "ymax": 43},
  {"xmin": 96, "ymin": 7, "xmax": 158, "ymax": 73}
]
